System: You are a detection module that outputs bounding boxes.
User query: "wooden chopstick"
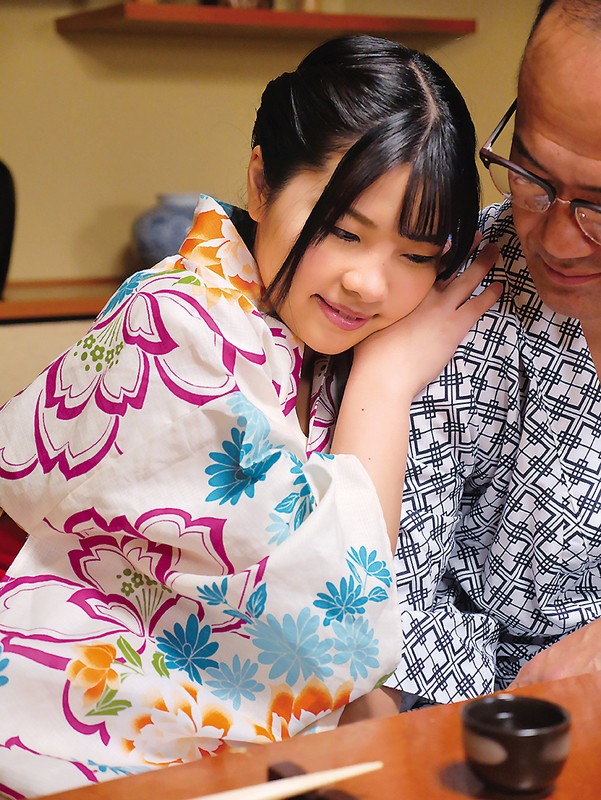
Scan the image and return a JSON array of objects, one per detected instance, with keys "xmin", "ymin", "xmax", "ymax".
[{"xmin": 192, "ymin": 760, "xmax": 383, "ymax": 800}]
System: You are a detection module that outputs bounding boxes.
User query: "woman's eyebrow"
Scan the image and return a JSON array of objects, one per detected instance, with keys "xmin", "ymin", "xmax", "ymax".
[
  {"xmin": 345, "ymin": 207, "xmax": 377, "ymax": 228},
  {"xmin": 514, "ymin": 133, "xmax": 601, "ymax": 196}
]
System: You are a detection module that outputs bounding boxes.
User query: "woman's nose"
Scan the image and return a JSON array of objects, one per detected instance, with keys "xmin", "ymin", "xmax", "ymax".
[{"xmin": 341, "ymin": 263, "xmax": 387, "ymax": 303}]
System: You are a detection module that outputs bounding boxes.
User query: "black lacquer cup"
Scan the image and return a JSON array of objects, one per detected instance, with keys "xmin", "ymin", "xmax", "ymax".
[{"xmin": 461, "ymin": 694, "xmax": 571, "ymax": 795}]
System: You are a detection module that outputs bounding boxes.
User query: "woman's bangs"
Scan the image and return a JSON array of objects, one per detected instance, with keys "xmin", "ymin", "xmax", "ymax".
[{"xmin": 398, "ymin": 161, "xmax": 453, "ymax": 248}]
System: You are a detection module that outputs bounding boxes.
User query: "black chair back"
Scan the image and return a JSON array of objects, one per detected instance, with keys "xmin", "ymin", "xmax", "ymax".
[{"xmin": 0, "ymin": 160, "xmax": 16, "ymax": 299}]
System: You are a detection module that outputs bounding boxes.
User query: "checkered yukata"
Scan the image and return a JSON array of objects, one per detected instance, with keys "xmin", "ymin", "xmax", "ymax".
[{"xmin": 387, "ymin": 201, "xmax": 601, "ymax": 704}]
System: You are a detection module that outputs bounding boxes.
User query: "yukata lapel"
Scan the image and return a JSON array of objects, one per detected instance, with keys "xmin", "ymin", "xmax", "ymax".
[
  {"xmin": 179, "ymin": 195, "xmax": 343, "ymax": 458},
  {"xmin": 306, "ymin": 355, "xmax": 334, "ymax": 456},
  {"xmin": 178, "ymin": 195, "xmax": 304, "ymax": 426},
  {"xmin": 506, "ymin": 253, "xmax": 601, "ymax": 606},
  {"xmin": 178, "ymin": 194, "xmax": 263, "ymax": 309}
]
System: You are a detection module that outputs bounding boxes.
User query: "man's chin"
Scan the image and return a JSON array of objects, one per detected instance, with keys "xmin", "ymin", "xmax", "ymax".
[
  {"xmin": 536, "ymin": 289, "xmax": 594, "ymax": 320},
  {"xmin": 528, "ymin": 271, "xmax": 594, "ymax": 321}
]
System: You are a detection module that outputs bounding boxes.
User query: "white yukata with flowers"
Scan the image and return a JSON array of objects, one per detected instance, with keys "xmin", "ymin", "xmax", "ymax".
[{"xmin": 0, "ymin": 196, "xmax": 401, "ymax": 798}]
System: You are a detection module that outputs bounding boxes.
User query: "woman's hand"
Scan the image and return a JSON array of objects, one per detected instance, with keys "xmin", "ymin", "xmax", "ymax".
[
  {"xmin": 331, "ymin": 244, "xmax": 501, "ymax": 549},
  {"xmin": 352, "ymin": 244, "xmax": 502, "ymax": 400}
]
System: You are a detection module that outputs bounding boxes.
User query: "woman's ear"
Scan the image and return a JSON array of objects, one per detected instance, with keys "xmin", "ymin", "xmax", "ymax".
[{"xmin": 247, "ymin": 146, "xmax": 267, "ymax": 222}]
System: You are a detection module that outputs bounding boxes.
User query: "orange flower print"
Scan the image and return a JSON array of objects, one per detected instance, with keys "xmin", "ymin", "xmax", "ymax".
[
  {"xmin": 178, "ymin": 203, "xmax": 262, "ymax": 308},
  {"xmin": 67, "ymin": 643, "xmax": 120, "ymax": 708},
  {"xmin": 182, "ymin": 209, "xmax": 225, "ymax": 250},
  {"xmin": 121, "ymin": 680, "xmax": 233, "ymax": 764},
  {"xmin": 254, "ymin": 678, "xmax": 352, "ymax": 742},
  {"xmin": 179, "ymin": 210, "xmax": 227, "ymax": 279}
]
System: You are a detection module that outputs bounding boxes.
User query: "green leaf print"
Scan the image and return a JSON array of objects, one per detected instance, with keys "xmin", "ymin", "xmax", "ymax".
[
  {"xmin": 87, "ymin": 699, "xmax": 133, "ymax": 717},
  {"xmin": 117, "ymin": 636, "xmax": 143, "ymax": 671},
  {"xmin": 152, "ymin": 651, "xmax": 170, "ymax": 678},
  {"xmin": 86, "ymin": 686, "xmax": 132, "ymax": 717}
]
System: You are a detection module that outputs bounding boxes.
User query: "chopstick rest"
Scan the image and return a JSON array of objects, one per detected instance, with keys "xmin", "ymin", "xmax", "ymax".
[{"xmin": 268, "ymin": 761, "xmax": 358, "ymax": 799}]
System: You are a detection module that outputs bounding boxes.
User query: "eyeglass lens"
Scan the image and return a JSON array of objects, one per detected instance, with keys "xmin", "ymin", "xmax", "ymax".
[{"xmin": 488, "ymin": 162, "xmax": 601, "ymax": 245}]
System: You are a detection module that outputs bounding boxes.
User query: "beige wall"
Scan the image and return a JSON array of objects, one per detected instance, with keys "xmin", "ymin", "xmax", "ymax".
[
  {"xmin": 0, "ymin": 320, "xmax": 91, "ymax": 404},
  {"xmin": 2, "ymin": 0, "xmax": 539, "ymax": 285}
]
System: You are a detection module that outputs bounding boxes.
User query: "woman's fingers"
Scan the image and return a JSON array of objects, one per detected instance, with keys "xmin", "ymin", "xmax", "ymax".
[
  {"xmin": 456, "ymin": 280, "xmax": 504, "ymax": 328},
  {"xmin": 444, "ymin": 243, "xmax": 499, "ymax": 305},
  {"xmin": 466, "ymin": 230, "xmax": 484, "ymax": 261}
]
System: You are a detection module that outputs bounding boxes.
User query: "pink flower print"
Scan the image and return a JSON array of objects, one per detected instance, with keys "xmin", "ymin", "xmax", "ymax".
[
  {"xmin": 64, "ymin": 507, "xmax": 235, "ymax": 586},
  {"xmin": 1, "ymin": 265, "xmax": 274, "ymax": 483},
  {"xmin": 0, "ymin": 273, "xmax": 246, "ymax": 481}
]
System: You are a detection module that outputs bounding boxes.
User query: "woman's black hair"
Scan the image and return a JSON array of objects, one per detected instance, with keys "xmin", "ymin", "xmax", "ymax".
[{"xmin": 251, "ymin": 34, "xmax": 480, "ymax": 307}]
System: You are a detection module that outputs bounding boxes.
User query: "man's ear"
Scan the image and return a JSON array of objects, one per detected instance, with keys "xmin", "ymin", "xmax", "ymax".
[{"xmin": 247, "ymin": 146, "xmax": 267, "ymax": 222}]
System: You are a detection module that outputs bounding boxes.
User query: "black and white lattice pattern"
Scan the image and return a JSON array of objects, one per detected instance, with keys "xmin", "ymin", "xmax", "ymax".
[{"xmin": 387, "ymin": 202, "xmax": 601, "ymax": 703}]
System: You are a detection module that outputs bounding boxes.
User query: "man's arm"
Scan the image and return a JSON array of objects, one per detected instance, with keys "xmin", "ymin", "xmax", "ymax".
[
  {"xmin": 510, "ymin": 619, "xmax": 601, "ymax": 689},
  {"xmin": 385, "ymin": 351, "xmax": 501, "ymax": 704}
]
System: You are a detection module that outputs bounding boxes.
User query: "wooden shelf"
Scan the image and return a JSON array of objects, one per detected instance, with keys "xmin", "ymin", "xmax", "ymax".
[
  {"xmin": 55, "ymin": 3, "xmax": 476, "ymax": 39},
  {"xmin": 0, "ymin": 278, "xmax": 120, "ymax": 324}
]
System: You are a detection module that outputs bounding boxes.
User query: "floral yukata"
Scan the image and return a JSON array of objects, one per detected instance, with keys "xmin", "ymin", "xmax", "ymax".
[{"xmin": 0, "ymin": 196, "xmax": 401, "ymax": 798}]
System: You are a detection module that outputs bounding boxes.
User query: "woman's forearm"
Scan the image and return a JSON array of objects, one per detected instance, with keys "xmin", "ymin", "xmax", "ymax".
[{"xmin": 331, "ymin": 364, "xmax": 414, "ymax": 551}]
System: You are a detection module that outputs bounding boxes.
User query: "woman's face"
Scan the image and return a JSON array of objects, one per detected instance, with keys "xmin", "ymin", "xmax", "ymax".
[{"xmin": 248, "ymin": 149, "xmax": 443, "ymax": 355}]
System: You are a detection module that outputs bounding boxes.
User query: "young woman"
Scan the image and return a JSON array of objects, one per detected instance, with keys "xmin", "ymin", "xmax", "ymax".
[{"xmin": 0, "ymin": 35, "xmax": 499, "ymax": 796}]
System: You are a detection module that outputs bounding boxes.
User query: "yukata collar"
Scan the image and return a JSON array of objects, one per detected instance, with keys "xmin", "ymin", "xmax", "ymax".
[
  {"xmin": 493, "ymin": 201, "xmax": 583, "ymax": 348},
  {"xmin": 177, "ymin": 194, "xmax": 264, "ymax": 308}
]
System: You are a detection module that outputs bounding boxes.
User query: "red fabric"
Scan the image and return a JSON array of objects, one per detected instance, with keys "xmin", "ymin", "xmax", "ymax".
[{"xmin": 0, "ymin": 514, "xmax": 27, "ymax": 578}]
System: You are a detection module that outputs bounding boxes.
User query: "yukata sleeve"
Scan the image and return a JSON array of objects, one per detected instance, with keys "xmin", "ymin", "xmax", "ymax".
[
  {"xmin": 384, "ymin": 353, "xmax": 499, "ymax": 704},
  {"xmin": 135, "ymin": 280, "xmax": 405, "ymax": 711},
  {"xmin": 0, "ymin": 266, "xmax": 402, "ymax": 743}
]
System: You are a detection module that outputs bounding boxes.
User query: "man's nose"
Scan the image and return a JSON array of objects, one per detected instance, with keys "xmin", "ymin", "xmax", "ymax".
[{"xmin": 538, "ymin": 200, "xmax": 598, "ymax": 260}]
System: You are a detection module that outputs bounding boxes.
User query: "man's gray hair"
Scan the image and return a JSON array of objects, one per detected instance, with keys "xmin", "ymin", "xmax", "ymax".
[{"xmin": 530, "ymin": 0, "xmax": 601, "ymax": 39}]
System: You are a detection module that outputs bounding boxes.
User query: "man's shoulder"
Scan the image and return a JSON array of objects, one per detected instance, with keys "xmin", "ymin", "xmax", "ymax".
[
  {"xmin": 478, "ymin": 200, "xmax": 521, "ymax": 253},
  {"xmin": 458, "ymin": 202, "xmax": 524, "ymax": 358},
  {"xmin": 478, "ymin": 200, "xmax": 516, "ymax": 235}
]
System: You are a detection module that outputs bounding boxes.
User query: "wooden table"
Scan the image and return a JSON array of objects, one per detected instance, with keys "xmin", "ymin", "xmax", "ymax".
[
  {"xmin": 0, "ymin": 279, "xmax": 120, "ymax": 323},
  {"xmin": 40, "ymin": 673, "xmax": 601, "ymax": 800}
]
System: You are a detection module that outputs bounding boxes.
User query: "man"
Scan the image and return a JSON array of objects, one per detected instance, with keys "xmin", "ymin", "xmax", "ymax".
[{"xmin": 388, "ymin": 0, "xmax": 601, "ymax": 706}]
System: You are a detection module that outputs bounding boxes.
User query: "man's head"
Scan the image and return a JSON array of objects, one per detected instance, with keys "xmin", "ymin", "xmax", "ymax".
[{"xmin": 511, "ymin": 0, "xmax": 601, "ymax": 321}]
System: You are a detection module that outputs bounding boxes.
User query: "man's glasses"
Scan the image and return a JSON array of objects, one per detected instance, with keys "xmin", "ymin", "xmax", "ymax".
[{"xmin": 479, "ymin": 99, "xmax": 601, "ymax": 246}]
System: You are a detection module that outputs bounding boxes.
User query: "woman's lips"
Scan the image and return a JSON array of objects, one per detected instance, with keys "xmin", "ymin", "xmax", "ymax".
[
  {"xmin": 315, "ymin": 296, "xmax": 371, "ymax": 331},
  {"xmin": 543, "ymin": 261, "xmax": 601, "ymax": 286}
]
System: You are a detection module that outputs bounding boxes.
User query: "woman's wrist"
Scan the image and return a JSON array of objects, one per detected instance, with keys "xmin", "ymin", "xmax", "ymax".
[{"xmin": 346, "ymin": 355, "xmax": 416, "ymax": 406}]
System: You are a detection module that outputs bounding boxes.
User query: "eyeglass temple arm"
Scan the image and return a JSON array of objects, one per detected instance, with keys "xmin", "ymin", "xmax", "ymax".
[{"xmin": 480, "ymin": 99, "xmax": 518, "ymax": 154}]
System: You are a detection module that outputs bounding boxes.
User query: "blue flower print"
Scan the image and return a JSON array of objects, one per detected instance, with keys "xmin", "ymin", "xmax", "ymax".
[
  {"xmin": 205, "ymin": 428, "xmax": 280, "ymax": 505},
  {"xmin": 88, "ymin": 762, "xmax": 150, "ymax": 777},
  {"xmin": 347, "ymin": 546, "xmax": 392, "ymax": 587},
  {"xmin": 266, "ymin": 512, "xmax": 292, "ymax": 546},
  {"xmin": 227, "ymin": 393, "xmax": 271, "ymax": 448},
  {"xmin": 156, "ymin": 614, "xmax": 219, "ymax": 682},
  {"xmin": 267, "ymin": 456, "xmax": 315, "ymax": 544},
  {"xmin": 205, "ymin": 656, "xmax": 265, "ymax": 710},
  {"xmin": 249, "ymin": 608, "xmax": 333, "ymax": 685},
  {"xmin": 100, "ymin": 269, "xmax": 155, "ymax": 318},
  {"xmin": 197, "ymin": 578, "xmax": 228, "ymax": 606},
  {"xmin": 245, "ymin": 583, "xmax": 267, "ymax": 619},
  {"xmin": 0, "ymin": 643, "xmax": 9, "ymax": 687},
  {"xmin": 332, "ymin": 616, "xmax": 380, "ymax": 681},
  {"xmin": 313, "ymin": 576, "xmax": 367, "ymax": 625}
]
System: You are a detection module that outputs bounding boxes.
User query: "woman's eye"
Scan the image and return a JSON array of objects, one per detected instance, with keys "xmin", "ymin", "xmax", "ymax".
[
  {"xmin": 404, "ymin": 253, "xmax": 438, "ymax": 265},
  {"xmin": 331, "ymin": 226, "xmax": 360, "ymax": 243}
]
